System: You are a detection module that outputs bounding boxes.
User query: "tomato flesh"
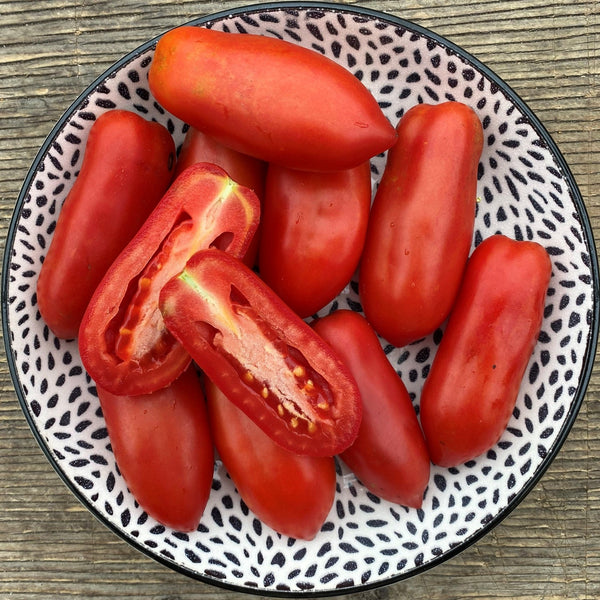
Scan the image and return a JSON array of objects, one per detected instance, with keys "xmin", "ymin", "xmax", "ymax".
[
  {"xmin": 210, "ymin": 297, "xmax": 335, "ymax": 437},
  {"xmin": 159, "ymin": 248, "xmax": 362, "ymax": 456},
  {"xmin": 173, "ymin": 127, "xmax": 267, "ymax": 266},
  {"xmin": 79, "ymin": 163, "xmax": 261, "ymax": 396}
]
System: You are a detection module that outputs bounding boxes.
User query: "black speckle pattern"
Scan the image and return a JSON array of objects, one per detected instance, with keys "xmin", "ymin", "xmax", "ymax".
[{"xmin": 3, "ymin": 4, "xmax": 597, "ymax": 596}]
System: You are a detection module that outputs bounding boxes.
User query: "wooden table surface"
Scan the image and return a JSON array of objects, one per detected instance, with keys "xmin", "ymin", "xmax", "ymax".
[{"xmin": 1, "ymin": 1, "xmax": 598, "ymax": 599}]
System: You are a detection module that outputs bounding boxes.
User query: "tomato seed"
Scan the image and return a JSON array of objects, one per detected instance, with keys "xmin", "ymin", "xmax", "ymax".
[{"xmin": 293, "ymin": 365, "xmax": 306, "ymax": 378}]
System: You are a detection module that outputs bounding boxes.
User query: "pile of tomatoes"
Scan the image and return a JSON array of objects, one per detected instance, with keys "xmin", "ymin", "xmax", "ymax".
[{"xmin": 36, "ymin": 26, "xmax": 552, "ymax": 540}]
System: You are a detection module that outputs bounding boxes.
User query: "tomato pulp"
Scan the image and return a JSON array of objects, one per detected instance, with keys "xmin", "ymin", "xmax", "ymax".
[
  {"xmin": 159, "ymin": 248, "xmax": 362, "ymax": 457},
  {"xmin": 174, "ymin": 127, "xmax": 267, "ymax": 266},
  {"xmin": 79, "ymin": 163, "xmax": 260, "ymax": 396}
]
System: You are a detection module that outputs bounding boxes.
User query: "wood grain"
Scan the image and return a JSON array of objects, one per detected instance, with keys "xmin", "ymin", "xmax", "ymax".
[{"xmin": 1, "ymin": 1, "xmax": 598, "ymax": 599}]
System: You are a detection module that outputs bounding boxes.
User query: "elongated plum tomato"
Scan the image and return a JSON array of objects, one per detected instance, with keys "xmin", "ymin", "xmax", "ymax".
[
  {"xmin": 359, "ymin": 101, "xmax": 484, "ymax": 347},
  {"xmin": 159, "ymin": 248, "xmax": 362, "ymax": 457},
  {"xmin": 206, "ymin": 379, "xmax": 336, "ymax": 540},
  {"xmin": 420, "ymin": 234, "xmax": 552, "ymax": 467},
  {"xmin": 37, "ymin": 109, "xmax": 175, "ymax": 339},
  {"xmin": 96, "ymin": 366, "xmax": 214, "ymax": 532},
  {"xmin": 148, "ymin": 26, "xmax": 397, "ymax": 172},
  {"xmin": 79, "ymin": 163, "xmax": 260, "ymax": 396},
  {"xmin": 312, "ymin": 310, "xmax": 430, "ymax": 507},
  {"xmin": 174, "ymin": 127, "xmax": 267, "ymax": 266},
  {"xmin": 259, "ymin": 162, "xmax": 372, "ymax": 318}
]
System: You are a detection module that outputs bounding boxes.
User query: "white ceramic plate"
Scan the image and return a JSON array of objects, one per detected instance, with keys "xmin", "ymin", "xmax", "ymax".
[{"xmin": 3, "ymin": 2, "xmax": 598, "ymax": 596}]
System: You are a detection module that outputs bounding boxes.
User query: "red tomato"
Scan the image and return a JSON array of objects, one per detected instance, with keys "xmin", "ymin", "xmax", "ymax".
[
  {"xmin": 420, "ymin": 234, "xmax": 552, "ymax": 467},
  {"xmin": 37, "ymin": 109, "xmax": 175, "ymax": 339},
  {"xmin": 206, "ymin": 379, "xmax": 336, "ymax": 540},
  {"xmin": 174, "ymin": 127, "xmax": 267, "ymax": 266},
  {"xmin": 96, "ymin": 366, "xmax": 214, "ymax": 532},
  {"xmin": 312, "ymin": 310, "xmax": 430, "ymax": 507},
  {"xmin": 148, "ymin": 26, "xmax": 397, "ymax": 172},
  {"xmin": 259, "ymin": 162, "xmax": 372, "ymax": 318},
  {"xmin": 359, "ymin": 101, "xmax": 484, "ymax": 347},
  {"xmin": 79, "ymin": 163, "xmax": 260, "ymax": 396},
  {"xmin": 159, "ymin": 248, "xmax": 362, "ymax": 457},
  {"xmin": 174, "ymin": 127, "xmax": 267, "ymax": 193}
]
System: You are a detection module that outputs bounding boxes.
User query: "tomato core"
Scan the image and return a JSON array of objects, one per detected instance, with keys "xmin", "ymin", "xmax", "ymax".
[
  {"xmin": 111, "ymin": 202, "xmax": 240, "ymax": 364},
  {"xmin": 207, "ymin": 284, "xmax": 335, "ymax": 436}
]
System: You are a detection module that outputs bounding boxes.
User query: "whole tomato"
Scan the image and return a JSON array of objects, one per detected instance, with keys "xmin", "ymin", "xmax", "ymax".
[
  {"xmin": 148, "ymin": 26, "xmax": 396, "ymax": 171},
  {"xmin": 206, "ymin": 379, "xmax": 336, "ymax": 540},
  {"xmin": 420, "ymin": 234, "xmax": 552, "ymax": 467},
  {"xmin": 96, "ymin": 366, "xmax": 214, "ymax": 532},
  {"xmin": 312, "ymin": 310, "xmax": 430, "ymax": 508},
  {"xmin": 359, "ymin": 101, "xmax": 483, "ymax": 347},
  {"xmin": 259, "ymin": 162, "xmax": 372, "ymax": 318},
  {"xmin": 36, "ymin": 109, "xmax": 175, "ymax": 339}
]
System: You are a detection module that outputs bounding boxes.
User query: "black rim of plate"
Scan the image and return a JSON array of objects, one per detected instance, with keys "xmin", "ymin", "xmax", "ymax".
[{"xmin": 2, "ymin": 1, "xmax": 599, "ymax": 596}]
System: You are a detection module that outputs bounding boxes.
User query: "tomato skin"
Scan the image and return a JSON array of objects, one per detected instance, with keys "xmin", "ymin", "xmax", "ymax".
[
  {"xmin": 359, "ymin": 101, "xmax": 484, "ymax": 347},
  {"xmin": 206, "ymin": 379, "xmax": 336, "ymax": 540},
  {"xmin": 259, "ymin": 162, "xmax": 372, "ymax": 318},
  {"xmin": 312, "ymin": 310, "xmax": 430, "ymax": 508},
  {"xmin": 174, "ymin": 127, "xmax": 267, "ymax": 194},
  {"xmin": 148, "ymin": 26, "xmax": 397, "ymax": 172},
  {"xmin": 79, "ymin": 163, "xmax": 260, "ymax": 396},
  {"xmin": 159, "ymin": 248, "xmax": 362, "ymax": 457},
  {"xmin": 96, "ymin": 366, "xmax": 214, "ymax": 532},
  {"xmin": 36, "ymin": 109, "xmax": 175, "ymax": 339},
  {"xmin": 174, "ymin": 127, "xmax": 266, "ymax": 266},
  {"xmin": 419, "ymin": 235, "xmax": 552, "ymax": 467}
]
